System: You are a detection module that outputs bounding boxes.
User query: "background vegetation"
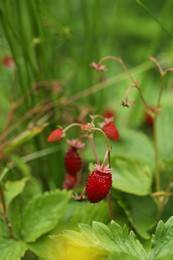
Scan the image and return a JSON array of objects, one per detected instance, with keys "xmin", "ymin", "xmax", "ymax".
[{"xmin": 0, "ymin": 0, "xmax": 173, "ymax": 259}]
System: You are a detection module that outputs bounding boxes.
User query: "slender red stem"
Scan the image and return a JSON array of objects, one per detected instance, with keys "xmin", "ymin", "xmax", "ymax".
[
  {"xmin": 88, "ymin": 134, "xmax": 100, "ymax": 165},
  {"xmin": 106, "ymin": 193, "xmax": 114, "ymax": 220},
  {"xmin": 0, "ymin": 186, "xmax": 15, "ymax": 239}
]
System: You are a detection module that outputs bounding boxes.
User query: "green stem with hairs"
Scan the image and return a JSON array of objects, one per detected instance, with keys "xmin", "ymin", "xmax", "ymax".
[
  {"xmin": 0, "ymin": 186, "xmax": 15, "ymax": 239},
  {"xmin": 153, "ymin": 118, "xmax": 160, "ymax": 192},
  {"xmin": 88, "ymin": 134, "xmax": 100, "ymax": 165}
]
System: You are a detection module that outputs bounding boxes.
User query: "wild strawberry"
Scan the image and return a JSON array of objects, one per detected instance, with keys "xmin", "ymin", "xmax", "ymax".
[
  {"xmin": 102, "ymin": 122, "xmax": 120, "ymax": 141},
  {"xmin": 63, "ymin": 173, "xmax": 77, "ymax": 190},
  {"xmin": 47, "ymin": 128, "xmax": 63, "ymax": 142},
  {"xmin": 64, "ymin": 147, "xmax": 82, "ymax": 176},
  {"xmin": 103, "ymin": 109, "xmax": 115, "ymax": 119},
  {"xmin": 86, "ymin": 165, "xmax": 112, "ymax": 203}
]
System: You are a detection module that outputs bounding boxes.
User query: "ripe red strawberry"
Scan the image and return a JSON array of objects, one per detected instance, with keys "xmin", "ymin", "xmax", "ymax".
[
  {"xmin": 47, "ymin": 128, "xmax": 63, "ymax": 142},
  {"xmin": 102, "ymin": 122, "xmax": 120, "ymax": 141},
  {"xmin": 63, "ymin": 173, "xmax": 77, "ymax": 190},
  {"xmin": 86, "ymin": 165, "xmax": 112, "ymax": 203},
  {"xmin": 64, "ymin": 147, "xmax": 82, "ymax": 176}
]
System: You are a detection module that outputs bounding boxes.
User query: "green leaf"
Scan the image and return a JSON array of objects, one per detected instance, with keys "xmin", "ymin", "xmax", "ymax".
[
  {"xmin": 8, "ymin": 177, "xmax": 42, "ymax": 238},
  {"xmin": 53, "ymin": 221, "xmax": 147, "ymax": 260},
  {"xmin": 112, "ymin": 158, "xmax": 152, "ymax": 195},
  {"xmin": 157, "ymin": 106, "xmax": 173, "ymax": 163},
  {"xmin": 4, "ymin": 177, "xmax": 29, "ymax": 208},
  {"xmin": 0, "ymin": 239, "xmax": 27, "ymax": 260},
  {"xmin": 109, "ymin": 222, "xmax": 147, "ymax": 259},
  {"xmin": 109, "ymin": 252, "xmax": 140, "ymax": 260},
  {"xmin": 0, "ymin": 167, "xmax": 10, "ymax": 183},
  {"xmin": 30, "ymin": 220, "xmax": 147, "ymax": 260},
  {"xmin": 149, "ymin": 217, "xmax": 173, "ymax": 260},
  {"xmin": 111, "ymin": 129, "xmax": 154, "ymax": 164},
  {"xmin": 27, "ymin": 201, "xmax": 111, "ymax": 259},
  {"xmin": 0, "ymin": 216, "xmax": 9, "ymax": 238},
  {"xmin": 84, "ymin": 129, "xmax": 154, "ymax": 165},
  {"xmin": 22, "ymin": 189, "xmax": 71, "ymax": 242},
  {"xmin": 11, "ymin": 155, "xmax": 31, "ymax": 177},
  {"xmin": 59, "ymin": 200, "xmax": 110, "ymax": 229},
  {"xmin": 118, "ymin": 194, "xmax": 157, "ymax": 239}
]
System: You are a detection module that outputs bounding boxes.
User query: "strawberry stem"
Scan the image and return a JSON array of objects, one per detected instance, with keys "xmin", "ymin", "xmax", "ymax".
[
  {"xmin": 64, "ymin": 123, "xmax": 81, "ymax": 133},
  {"xmin": 106, "ymin": 193, "xmax": 114, "ymax": 220},
  {"xmin": 153, "ymin": 119, "xmax": 160, "ymax": 193},
  {"xmin": 0, "ymin": 185, "xmax": 15, "ymax": 239},
  {"xmin": 98, "ymin": 55, "xmax": 139, "ymax": 86},
  {"xmin": 92, "ymin": 127, "xmax": 109, "ymax": 150},
  {"xmin": 88, "ymin": 134, "xmax": 100, "ymax": 165},
  {"xmin": 101, "ymin": 146, "xmax": 112, "ymax": 168},
  {"xmin": 99, "ymin": 55, "xmax": 148, "ymax": 109}
]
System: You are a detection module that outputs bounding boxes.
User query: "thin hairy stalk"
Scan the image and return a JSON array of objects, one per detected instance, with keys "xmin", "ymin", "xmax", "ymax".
[
  {"xmin": 0, "ymin": 186, "xmax": 14, "ymax": 239},
  {"xmin": 157, "ymin": 75, "xmax": 164, "ymax": 109},
  {"xmin": 99, "ymin": 55, "xmax": 137, "ymax": 84},
  {"xmin": 101, "ymin": 146, "xmax": 112, "ymax": 168},
  {"xmin": 137, "ymin": 87, "xmax": 148, "ymax": 109},
  {"xmin": 93, "ymin": 127, "xmax": 110, "ymax": 151},
  {"xmin": 153, "ymin": 118, "xmax": 160, "ymax": 192},
  {"xmin": 88, "ymin": 134, "xmax": 100, "ymax": 165},
  {"xmin": 156, "ymin": 173, "xmax": 173, "ymax": 217},
  {"xmin": 64, "ymin": 123, "xmax": 81, "ymax": 132},
  {"xmin": 70, "ymin": 60, "xmax": 160, "ymax": 102},
  {"xmin": 123, "ymin": 84, "xmax": 148, "ymax": 109},
  {"xmin": 106, "ymin": 193, "xmax": 114, "ymax": 220}
]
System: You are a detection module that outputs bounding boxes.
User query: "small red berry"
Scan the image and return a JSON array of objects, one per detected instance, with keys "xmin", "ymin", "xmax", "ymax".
[
  {"xmin": 86, "ymin": 165, "xmax": 112, "ymax": 203},
  {"xmin": 64, "ymin": 147, "xmax": 82, "ymax": 176},
  {"xmin": 103, "ymin": 109, "xmax": 115, "ymax": 119},
  {"xmin": 47, "ymin": 128, "xmax": 63, "ymax": 142},
  {"xmin": 63, "ymin": 173, "xmax": 77, "ymax": 190},
  {"xmin": 102, "ymin": 122, "xmax": 120, "ymax": 141}
]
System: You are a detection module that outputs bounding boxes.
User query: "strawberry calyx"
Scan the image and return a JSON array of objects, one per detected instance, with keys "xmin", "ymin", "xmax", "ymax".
[
  {"xmin": 99, "ymin": 117, "xmax": 114, "ymax": 128},
  {"xmin": 94, "ymin": 164, "xmax": 111, "ymax": 174},
  {"xmin": 66, "ymin": 139, "xmax": 85, "ymax": 149}
]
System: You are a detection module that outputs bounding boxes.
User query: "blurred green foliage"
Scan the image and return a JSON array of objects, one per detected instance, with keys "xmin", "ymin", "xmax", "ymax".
[{"xmin": 0, "ymin": 1, "xmax": 173, "ymax": 259}]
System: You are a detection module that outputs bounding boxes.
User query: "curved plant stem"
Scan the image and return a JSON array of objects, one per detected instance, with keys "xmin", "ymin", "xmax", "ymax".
[
  {"xmin": 157, "ymin": 174, "xmax": 173, "ymax": 216},
  {"xmin": 153, "ymin": 118, "xmax": 160, "ymax": 192},
  {"xmin": 92, "ymin": 127, "xmax": 110, "ymax": 151},
  {"xmin": 106, "ymin": 193, "xmax": 114, "ymax": 220},
  {"xmin": 101, "ymin": 146, "xmax": 112, "ymax": 168},
  {"xmin": 157, "ymin": 75, "xmax": 164, "ymax": 108},
  {"xmin": 88, "ymin": 134, "xmax": 100, "ymax": 165},
  {"xmin": 99, "ymin": 56, "xmax": 137, "ymax": 84},
  {"xmin": 64, "ymin": 123, "xmax": 81, "ymax": 132},
  {"xmin": 137, "ymin": 87, "xmax": 148, "ymax": 109},
  {"xmin": 0, "ymin": 186, "xmax": 15, "ymax": 239},
  {"xmin": 153, "ymin": 74, "xmax": 165, "ymax": 194}
]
